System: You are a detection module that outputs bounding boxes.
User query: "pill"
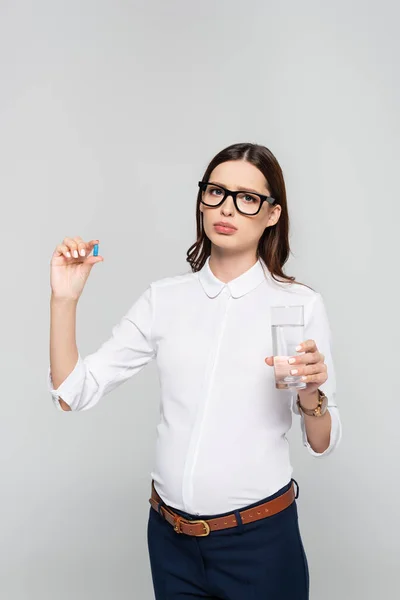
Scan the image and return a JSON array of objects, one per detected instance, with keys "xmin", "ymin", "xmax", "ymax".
[{"xmin": 93, "ymin": 244, "xmax": 99, "ymax": 256}]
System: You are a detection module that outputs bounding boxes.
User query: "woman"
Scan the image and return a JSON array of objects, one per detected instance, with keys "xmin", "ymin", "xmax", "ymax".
[{"xmin": 49, "ymin": 142, "xmax": 342, "ymax": 599}]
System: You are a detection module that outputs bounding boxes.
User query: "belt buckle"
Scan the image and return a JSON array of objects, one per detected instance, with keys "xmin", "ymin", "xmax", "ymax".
[
  {"xmin": 173, "ymin": 517, "xmax": 183, "ymax": 534},
  {"xmin": 190, "ymin": 519, "xmax": 211, "ymax": 537}
]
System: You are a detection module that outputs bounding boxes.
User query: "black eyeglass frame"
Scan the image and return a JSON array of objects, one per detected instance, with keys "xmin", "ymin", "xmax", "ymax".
[{"xmin": 198, "ymin": 181, "xmax": 277, "ymax": 216}]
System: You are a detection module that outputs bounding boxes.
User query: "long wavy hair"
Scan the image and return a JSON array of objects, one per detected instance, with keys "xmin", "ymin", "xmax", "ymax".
[{"xmin": 186, "ymin": 142, "xmax": 309, "ymax": 287}]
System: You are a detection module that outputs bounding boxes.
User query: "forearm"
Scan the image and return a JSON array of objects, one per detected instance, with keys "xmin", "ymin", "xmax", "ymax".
[
  {"xmin": 50, "ymin": 295, "xmax": 79, "ymax": 409},
  {"xmin": 300, "ymin": 390, "xmax": 332, "ymax": 454}
]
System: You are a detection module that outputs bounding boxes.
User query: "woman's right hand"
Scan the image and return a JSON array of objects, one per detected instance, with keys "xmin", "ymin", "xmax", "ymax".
[{"xmin": 50, "ymin": 236, "xmax": 104, "ymax": 301}]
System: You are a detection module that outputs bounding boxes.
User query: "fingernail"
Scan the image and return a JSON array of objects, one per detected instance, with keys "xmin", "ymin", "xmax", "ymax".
[
  {"xmin": 296, "ymin": 345, "xmax": 302, "ymax": 351},
  {"xmin": 80, "ymin": 249, "xmax": 86, "ymax": 257},
  {"xmin": 288, "ymin": 358, "xmax": 296, "ymax": 364},
  {"xmin": 73, "ymin": 250, "xmax": 78, "ymax": 258},
  {"xmin": 290, "ymin": 369, "xmax": 298, "ymax": 375},
  {"xmin": 66, "ymin": 252, "xmax": 71, "ymax": 258}
]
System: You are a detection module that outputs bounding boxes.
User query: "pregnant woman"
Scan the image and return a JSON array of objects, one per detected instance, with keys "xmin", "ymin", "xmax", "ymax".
[{"xmin": 49, "ymin": 142, "xmax": 342, "ymax": 599}]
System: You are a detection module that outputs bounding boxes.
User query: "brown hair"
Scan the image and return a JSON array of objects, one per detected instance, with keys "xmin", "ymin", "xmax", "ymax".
[{"xmin": 186, "ymin": 142, "xmax": 310, "ymax": 288}]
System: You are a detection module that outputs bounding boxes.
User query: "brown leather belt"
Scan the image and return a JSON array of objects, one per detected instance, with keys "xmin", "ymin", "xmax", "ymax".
[{"xmin": 149, "ymin": 481, "xmax": 296, "ymax": 537}]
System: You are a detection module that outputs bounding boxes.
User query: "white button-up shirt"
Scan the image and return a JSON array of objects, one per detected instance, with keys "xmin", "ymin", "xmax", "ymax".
[{"xmin": 48, "ymin": 257, "xmax": 342, "ymax": 515}]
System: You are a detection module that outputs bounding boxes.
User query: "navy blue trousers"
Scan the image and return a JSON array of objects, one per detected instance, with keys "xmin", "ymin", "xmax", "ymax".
[{"xmin": 147, "ymin": 479, "xmax": 309, "ymax": 599}]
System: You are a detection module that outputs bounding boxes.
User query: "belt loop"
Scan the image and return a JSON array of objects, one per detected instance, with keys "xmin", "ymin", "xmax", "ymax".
[
  {"xmin": 157, "ymin": 501, "xmax": 165, "ymax": 518},
  {"xmin": 233, "ymin": 509, "xmax": 244, "ymax": 534},
  {"xmin": 152, "ymin": 480, "xmax": 166, "ymax": 518},
  {"xmin": 291, "ymin": 478, "xmax": 300, "ymax": 499}
]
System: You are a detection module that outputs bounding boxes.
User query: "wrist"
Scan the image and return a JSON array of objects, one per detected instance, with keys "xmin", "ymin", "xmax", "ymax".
[
  {"xmin": 297, "ymin": 389, "xmax": 320, "ymax": 410},
  {"xmin": 51, "ymin": 294, "xmax": 79, "ymax": 307}
]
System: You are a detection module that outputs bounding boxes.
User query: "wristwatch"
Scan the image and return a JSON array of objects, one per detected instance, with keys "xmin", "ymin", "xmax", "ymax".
[{"xmin": 297, "ymin": 389, "xmax": 328, "ymax": 417}]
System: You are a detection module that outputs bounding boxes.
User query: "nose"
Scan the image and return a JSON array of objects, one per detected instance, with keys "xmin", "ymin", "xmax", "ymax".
[{"xmin": 221, "ymin": 193, "xmax": 235, "ymax": 216}]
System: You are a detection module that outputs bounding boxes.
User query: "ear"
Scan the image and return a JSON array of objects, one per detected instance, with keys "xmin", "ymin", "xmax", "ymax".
[{"xmin": 268, "ymin": 205, "xmax": 281, "ymax": 226}]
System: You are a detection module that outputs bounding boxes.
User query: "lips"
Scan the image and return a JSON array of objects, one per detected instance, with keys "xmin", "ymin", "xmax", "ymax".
[{"xmin": 214, "ymin": 221, "xmax": 237, "ymax": 231}]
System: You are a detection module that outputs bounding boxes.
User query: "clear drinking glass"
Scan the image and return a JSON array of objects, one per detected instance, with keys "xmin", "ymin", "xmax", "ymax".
[{"xmin": 271, "ymin": 305, "xmax": 307, "ymax": 390}]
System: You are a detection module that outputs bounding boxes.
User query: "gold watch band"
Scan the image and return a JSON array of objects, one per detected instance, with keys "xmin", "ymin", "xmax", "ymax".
[{"xmin": 297, "ymin": 389, "xmax": 328, "ymax": 417}]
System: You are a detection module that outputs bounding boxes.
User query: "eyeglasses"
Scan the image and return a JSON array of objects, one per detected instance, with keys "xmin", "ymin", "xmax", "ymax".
[{"xmin": 198, "ymin": 181, "xmax": 276, "ymax": 216}]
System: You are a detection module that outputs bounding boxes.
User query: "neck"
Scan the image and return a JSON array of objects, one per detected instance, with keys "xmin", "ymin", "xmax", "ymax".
[{"xmin": 208, "ymin": 248, "xmax": 259, "ymax": 283}]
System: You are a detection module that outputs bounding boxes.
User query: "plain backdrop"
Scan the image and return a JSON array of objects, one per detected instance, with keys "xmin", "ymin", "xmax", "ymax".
[{"xmin": 0, "ymin": 1, "xmax": 399, "ymax": 599}]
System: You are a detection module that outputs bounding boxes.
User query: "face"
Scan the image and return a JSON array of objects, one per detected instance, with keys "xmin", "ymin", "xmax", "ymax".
[{"xmin": 199, "ymin": 160, "xmax": 281, "ymax": 254}]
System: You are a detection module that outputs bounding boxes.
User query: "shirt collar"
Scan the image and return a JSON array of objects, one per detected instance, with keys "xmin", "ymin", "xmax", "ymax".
[{"xmin": 198, "ymin": 256, "xmax": 268, "ymax": 299}]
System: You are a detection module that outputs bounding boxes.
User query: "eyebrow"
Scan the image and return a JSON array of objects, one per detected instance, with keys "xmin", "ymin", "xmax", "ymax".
[{"xmin": 210, "ymin": 181, "xmax": 269, "ymax": 195}]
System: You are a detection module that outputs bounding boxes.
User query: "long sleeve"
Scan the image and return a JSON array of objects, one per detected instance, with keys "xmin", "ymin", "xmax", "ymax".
[
  {"xmin": 291, "ymin": 292, "xmax": 342, "ymax": 457},
  {"xmin": 48, "ymin": 284, "xmax": 157, "ymax": 412}
]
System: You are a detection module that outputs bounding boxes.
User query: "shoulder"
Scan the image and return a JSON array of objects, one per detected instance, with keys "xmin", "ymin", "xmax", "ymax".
[
  {"xmin": 150, "ymin": 268, "xmax": 197, "ymax": 291},
  {"xmin": 265, "ymin": 271, "xmax": 320, "ymax": 302}
]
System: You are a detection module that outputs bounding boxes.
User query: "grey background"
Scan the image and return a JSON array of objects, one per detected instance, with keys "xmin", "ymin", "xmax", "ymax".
[{"xmin": 1, "ymin": 1, "xmax": 399, "ymax": 598}]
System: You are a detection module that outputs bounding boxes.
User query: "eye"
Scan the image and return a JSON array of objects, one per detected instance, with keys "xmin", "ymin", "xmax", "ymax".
[
  {"xmin": 241, "ymin": 193, "xmax": 258, "ymax": 203},
  {"xmin": 210, "ymin": 187, "xmax": 223, "ymax": 196}
]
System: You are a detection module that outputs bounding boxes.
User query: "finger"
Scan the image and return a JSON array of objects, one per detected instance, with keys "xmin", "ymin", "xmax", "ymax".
[
  {"xmin": 84, "ymin": 255, "xmax": 103, "ymax": 265},
  {"xmin": 288, "ymin": 350, "xmax": 321, "ymax": 366},
  {"xmin": 79, "ymin": 239, "xmax": 100, "ymax": 257},
  {"xmin": 290, "ymin": 363, "xmax": 327, "ymax": 377},
  {"xmin": 73, "ymin": 237, "xmax": 99, "ymax": 258},
  {"xmin": 63, "ymin": 237, "xmax": 79, "ymax": 259},
  {"xmin": 297, "ymin": 339, "xmax": 318, "ymax": 353},
  {"xmin": 72, "ymin": 236, "xmax": 88, "ymax": 258},
  {"xmin": 264, "ymin": 356, "xmax": 274, "ymax": 366},
  {"xmin": 88, "ymin": 239, "xmax": 100, "ymax": 254},
  {"xmin": 299, "ymin": 372, "xmax": 327, "ymax": 385},
  {"xmin": 54, "ymin": 244, "xmax": 72, "ymax": 259}
]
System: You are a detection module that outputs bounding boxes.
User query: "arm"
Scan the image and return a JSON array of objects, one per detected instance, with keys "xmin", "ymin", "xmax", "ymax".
[
  {"xmin": 294, "ymin": 402, "xmax": 342, "ymax": 458},
  {"xmin": 48, "ymin": 285, "xmax": 157, "ymax": 412},
  {"xmin": 298, "ymin": 390, "xmax": 332, "ymax": 453},
  {"xmin": 50, "ymin": 296, "xmax": 79, "ymax": 411},
  {"xmin": 292, "ymin": 293, "xmax": 342, "ymax": 457},
  {"xmin": 49, "ymin": 236, "xmax": 102, "ymax": 411}
]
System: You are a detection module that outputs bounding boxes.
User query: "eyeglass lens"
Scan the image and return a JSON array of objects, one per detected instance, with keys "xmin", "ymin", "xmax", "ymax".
[{"xmin": 201, "ymin": 184, "xmax": 261, "ymax": 215}]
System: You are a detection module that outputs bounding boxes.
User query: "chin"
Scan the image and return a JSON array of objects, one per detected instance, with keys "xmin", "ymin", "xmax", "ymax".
[
  {"xmin": 208, "ymin": 235, "xmax": 244, "ymax": 254},
  {"xmin": 207, "ymin": 232, "xmax": 237, "ymax": 246}
]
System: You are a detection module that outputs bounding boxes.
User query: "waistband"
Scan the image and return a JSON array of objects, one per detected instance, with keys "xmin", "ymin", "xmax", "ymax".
[{"xmin": 149, "ymin": 479, "xmax": 299, "ymax": 537}]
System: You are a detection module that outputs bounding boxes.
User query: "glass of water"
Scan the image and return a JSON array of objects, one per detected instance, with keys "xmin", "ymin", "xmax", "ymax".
[{"xmin": 271, "ymin": 305, "xmax": 307, "ymax": 390}]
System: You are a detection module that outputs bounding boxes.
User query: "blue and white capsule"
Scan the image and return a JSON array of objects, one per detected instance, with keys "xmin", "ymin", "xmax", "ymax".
[{"xmin": 93, "ymin": 244, "xmax": 99, "ymax": 257}]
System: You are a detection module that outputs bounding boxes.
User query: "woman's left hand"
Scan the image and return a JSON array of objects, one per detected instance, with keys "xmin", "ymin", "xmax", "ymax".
[{"xmin": 265, "ymin": 339, "xmax": 328, "ymax": 398}]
